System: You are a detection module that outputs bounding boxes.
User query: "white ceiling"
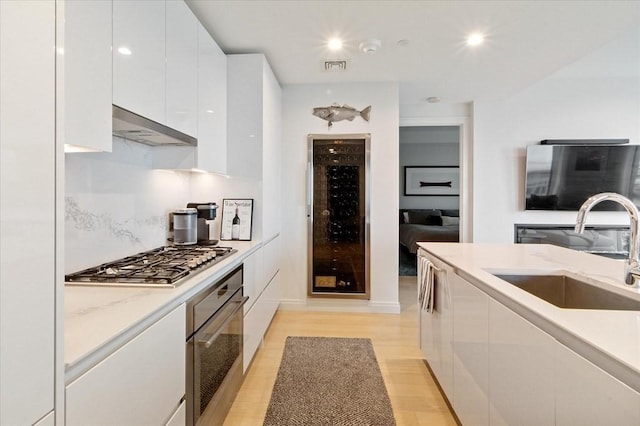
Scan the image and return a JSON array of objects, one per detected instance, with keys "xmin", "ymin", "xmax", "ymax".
[{"xmin": 186, "ymin": 0, "xmax": 640, "ymax": 106}]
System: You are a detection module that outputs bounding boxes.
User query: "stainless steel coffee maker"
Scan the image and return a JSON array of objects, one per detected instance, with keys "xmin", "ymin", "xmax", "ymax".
[
  {"xmin": 171, "ymin": 208, "xmax": 198, "ymax": 245},
  {"xmin": 186, "ymin": 202, "xmax": 219, "ymax": 245}
]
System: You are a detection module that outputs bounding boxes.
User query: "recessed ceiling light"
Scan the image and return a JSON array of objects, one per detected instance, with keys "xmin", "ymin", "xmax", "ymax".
[
  {"xmin": 328, "ymin": 38, "xmax": 343, "ymax": 50},
  {"xmin": 426, "ymin": 97, "xmax": 441, "ymax": 103},
  {"xmin": 466, "ymin": 33, "xmax": 484, "ymax": 47},
  {"xmin": 118, "ymin": 46, "xmax": 132, "ymax": 55}
]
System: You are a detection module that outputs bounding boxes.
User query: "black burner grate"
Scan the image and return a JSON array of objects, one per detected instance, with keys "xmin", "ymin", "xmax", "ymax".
[{"xmin": 65, "ymin": 246, "xmax": 236, "ymax": 287}]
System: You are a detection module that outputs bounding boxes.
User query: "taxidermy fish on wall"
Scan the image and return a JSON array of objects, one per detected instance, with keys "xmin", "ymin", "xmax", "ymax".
[{"xmin": 312, "ymin": 104, "xmax": 371, "ymax": 127}]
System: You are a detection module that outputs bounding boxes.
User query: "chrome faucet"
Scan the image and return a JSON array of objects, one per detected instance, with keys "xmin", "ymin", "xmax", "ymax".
[{"xmin": 575, "ymin": 192, "xmax": 640, "ymax": 287}]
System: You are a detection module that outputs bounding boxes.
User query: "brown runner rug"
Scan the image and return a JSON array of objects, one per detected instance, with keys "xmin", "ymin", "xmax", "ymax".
[{"xmin": 263, "ymin": 336, "xmax": 396, "ymax": 426}]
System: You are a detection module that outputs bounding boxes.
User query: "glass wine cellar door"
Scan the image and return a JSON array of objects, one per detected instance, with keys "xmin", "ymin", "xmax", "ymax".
[{"xmin": 307, "ymin": 134, "xmax": 370, "ymax": 298}]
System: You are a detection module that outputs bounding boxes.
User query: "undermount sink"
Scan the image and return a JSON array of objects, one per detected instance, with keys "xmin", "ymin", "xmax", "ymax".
[{"xmin": 493, "ymin": 274, "xmax": 640, "ymax": 311}]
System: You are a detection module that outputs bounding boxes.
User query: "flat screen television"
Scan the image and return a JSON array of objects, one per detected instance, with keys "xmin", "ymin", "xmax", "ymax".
[{"xmin": 525, "ymin": 144, "xmax": 640, "ymax": 211}]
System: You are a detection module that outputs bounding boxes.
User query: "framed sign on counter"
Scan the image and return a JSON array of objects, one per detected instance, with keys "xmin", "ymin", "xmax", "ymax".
[{"xmin": 220, "ymin": 199, "xmax": 254, "ymax": 241}]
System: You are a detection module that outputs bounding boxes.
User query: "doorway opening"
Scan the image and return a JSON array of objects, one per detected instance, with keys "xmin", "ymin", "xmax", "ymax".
[{"xmin": 399, "ymin": 126, "xmax": 462, "ymax": 276}]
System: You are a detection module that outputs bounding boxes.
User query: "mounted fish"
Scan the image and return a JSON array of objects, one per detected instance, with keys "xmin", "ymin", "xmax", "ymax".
[{"xmin": 312, "ymin": 104, "xmax": 371, "ymax": 127}]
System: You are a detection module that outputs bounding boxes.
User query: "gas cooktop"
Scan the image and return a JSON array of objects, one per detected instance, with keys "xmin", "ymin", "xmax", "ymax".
[{"xmin": 65, "ymin": 245, "xmax": 237, "ymax": 288}]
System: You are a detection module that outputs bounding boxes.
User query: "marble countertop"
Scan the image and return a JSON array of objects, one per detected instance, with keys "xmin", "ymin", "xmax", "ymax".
[
  {"xmin": 418, "ymin": 242, "xmax": 640, "ymax": 392},
  {"xmin": 64, "ymin": 240, "xmax": 262, "ymax": 384}
]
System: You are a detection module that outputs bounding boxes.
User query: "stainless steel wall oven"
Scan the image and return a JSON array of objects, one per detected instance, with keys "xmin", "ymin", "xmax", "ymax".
[{"xmin": 186, "ymin": 265, "xmax": 247, "ymax": 425}]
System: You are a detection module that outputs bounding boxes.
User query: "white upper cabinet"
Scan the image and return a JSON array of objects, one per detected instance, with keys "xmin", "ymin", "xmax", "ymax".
[
  {"xmin": 63, "ymin": 0, "xmax": 112, "ymax": 152},
  {"xmin": 1, "ymin": 1, "xmax": 56, "ymax": 424},
  {"xmin": 228, "ymin": 54, "xmax": 283, "ymax": 239},
  {"xmin": 261, "ymin": 63, "xmax": 282, "ymax": 239},
  {"xmin": 197, "ymin": 23, "xmax": 228, "ymax": 174},
  {"xmin": 227, "ymin": 54, "xmax": 266, "ymax": 180},
  {"xmin": 113, "ymin": 0, "xmax": 166, "ymax": 124},
  {"xmin": 166, "ymin": 1, "xmax": 198, "ymax": 137}
]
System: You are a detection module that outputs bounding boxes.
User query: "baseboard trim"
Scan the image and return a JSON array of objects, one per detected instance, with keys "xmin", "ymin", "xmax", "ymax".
[{"xmin": 278, "ymin": 298, "xmax": 401, "ymax": 314}]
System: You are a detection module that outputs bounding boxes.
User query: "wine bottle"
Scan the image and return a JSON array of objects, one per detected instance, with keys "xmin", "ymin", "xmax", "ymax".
[{"xmin": 231, "ymin": 207, "xmax": 240, "ymax": 240}]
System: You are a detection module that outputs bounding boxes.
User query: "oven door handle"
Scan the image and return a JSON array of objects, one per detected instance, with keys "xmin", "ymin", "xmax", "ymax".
[{"xmin": 198, "ymin": 296, "xmax": 249, "ymax": 349}]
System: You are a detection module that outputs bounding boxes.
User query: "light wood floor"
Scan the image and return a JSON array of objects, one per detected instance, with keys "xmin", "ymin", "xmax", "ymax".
[{"xmin": 223, "ymin": 276, "xmax": 457, "ymax": 425}]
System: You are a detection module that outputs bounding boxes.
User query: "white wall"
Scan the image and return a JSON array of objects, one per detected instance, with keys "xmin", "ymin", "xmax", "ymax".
[
  {"xmin": 280, "ymin": 82, "xmax": 400, "ymax": 312},
  {"xmin": 473, "ymin": 27, "xmax": 640, "ymax": 243},
  {"xmin": 65, "ymin": 137, "xmax": 259, "ymax": 273}
]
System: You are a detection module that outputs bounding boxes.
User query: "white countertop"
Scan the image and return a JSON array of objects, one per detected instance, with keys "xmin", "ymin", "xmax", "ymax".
[
  {"xmin": 64, "ymin": 240, "xmax": 261, "ymax": 383},
  {"xmin": 418, "ymin": 242, "xmax": 640, "ymax": 392}
]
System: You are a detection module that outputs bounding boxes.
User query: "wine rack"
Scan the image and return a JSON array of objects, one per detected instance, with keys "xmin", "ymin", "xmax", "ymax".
[{"xmin": 309, "ymin": 138, "xmax": 369, "ymax": 297}]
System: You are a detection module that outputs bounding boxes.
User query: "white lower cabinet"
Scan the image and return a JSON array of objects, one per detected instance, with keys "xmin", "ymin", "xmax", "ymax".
[
  {"xmin": 418, "ymin": 254, "xmax": 454, "ymax": 397},
  {"xmin": 242, "ymin": 248, "xmax": 260, "ymax": 313},
  {"xmin": 451, "ymin": 273, "xmax": 489, "ymax": 426},
  {"xmin": 261, "ymin": 236, "xmax": 280, "ymax": 293},
  {"xmin": 488, "ymin": 299, "xmax": 555, "ymax": 425},
  {"xmin": 34, "ymin": 411, "xmax": 55, "ymax": 426},
  {"xmin": 165, "ymin": 400, "xmax": 186, "ymax": 426},
  {"xmin": 243, "ymin": 271, "xmax": 280, "ymax": 373},
  {"xmin": 555, "ymin": 344, "xmax": 640, "ymax": 425},
  {"xmin": 65, "ymin": 304, "xmax": 186, "ymax": 426},
  {"xmin": 419, "ymin": 252, "xmax": 640, "ymax": 426}
]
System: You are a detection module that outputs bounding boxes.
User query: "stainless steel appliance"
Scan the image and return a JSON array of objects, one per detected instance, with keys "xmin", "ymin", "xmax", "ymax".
[
  {"xmin": 187, "ymin": 202, "xmax": 219, "ymax": 245},
  {"xmin": 173, "ymin": 208, "xmax": 198, "ymax": 245},
  {"xmin": 307, "ymin": 134, "xmax": 370, "ymax": 298},
  {"xmin": 112, "ymin": 105, "xmax": 197, "ymax": 147},
  {"xmin": 186, "ymin": 265, "xmax": 247, "ymax": 425},
  {"xmin": 65, "ymin": 246, "xmax": 237, "ymax": 288}
]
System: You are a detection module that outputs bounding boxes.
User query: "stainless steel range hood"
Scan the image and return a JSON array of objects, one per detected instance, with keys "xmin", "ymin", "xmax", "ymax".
[{"xmin": 112, "ymin": 105, "xmax": 197, "ymax": 147}]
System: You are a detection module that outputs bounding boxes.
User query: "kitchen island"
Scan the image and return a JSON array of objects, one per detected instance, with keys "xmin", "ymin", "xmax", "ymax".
[{"xmin": 418, "ymin": 242, "xmax": 640, "ymax": 425}]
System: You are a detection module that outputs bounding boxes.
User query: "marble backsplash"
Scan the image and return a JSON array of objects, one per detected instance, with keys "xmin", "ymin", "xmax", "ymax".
[{"xmin": 65, "ymin": 137, "xmax": 259, "ymax": 273}]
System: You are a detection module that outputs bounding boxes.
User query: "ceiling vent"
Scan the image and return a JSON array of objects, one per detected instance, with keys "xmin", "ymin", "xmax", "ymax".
[{"xmin": 324, "ymin": 60, "xmax": 347, "ymax": 72}]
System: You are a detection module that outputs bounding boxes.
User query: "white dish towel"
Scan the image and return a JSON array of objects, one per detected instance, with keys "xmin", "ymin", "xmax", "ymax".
[{"xmin": 417, "ymin": 256, "xmax": 439, "ymax": 313}]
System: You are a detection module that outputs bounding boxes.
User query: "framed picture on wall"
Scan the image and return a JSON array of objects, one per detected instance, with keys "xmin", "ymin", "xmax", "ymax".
[
  {"xmin": 220, "ymin": 199, "xmax": 254, "ymax": 240},
  {"xmin": 404, "ymin": 166, "xmax": 460, "ymax": 196}
]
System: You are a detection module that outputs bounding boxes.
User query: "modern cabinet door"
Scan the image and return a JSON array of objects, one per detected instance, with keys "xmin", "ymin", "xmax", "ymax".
[
  {"xmin": 488, "ymin": 299, "xmax": 555, "ymax": 426},
  {"xmin": 66, "ymin": 305, "xmax": 186, "ymax": 426},
  {"xmin": 227, "ymin": 54, "xmax": 264, "ymax": 180},
  {"xmin": 197, "ymin": 23, "xmax": 228, "ymax": 174},
  {"xmin": 166, "ymin": 0, "xmax": 198, "ymax": 137},
  {"xmin": 165, "ymin": 400, "xmax": 186, "ymax": 426},
  {"xmin": 243, "ymin": 270, "xmax": 280, "ymax": 373},
  {"xmin": 0, "ymin": 2, "xmax": 56, "ymax": 424},
  {"xmin": 33, "ymin": 411, "xmax": 55, "ymax": 426},
  {"xmin": 452, "ymin": 273, "xmax": 489, "ymax": 426},
  {"xmin": 261, "ymin": 62, "xmax": 282, "ymax": 240},
  {"xmin": 227, "ymin": 54, "xmax": 283, "ymax": 241},
  {"xmin": 418, "ymin": 253, "xmax": 453, "ymax": 397},
  {"xmin": 243, "ymin": 249, "xmax": 260, "ymax": 312},
  {"xmin": 63, "ymin": 0, "xmax": 112, "ymax": 152},
  {"xmin": 555, "ymin": 343, "xmax": 640, "ymax": 425},
  {"xmin": 261, "ymin": 235, "xmax": 281, "ymax": 294},
  {"xmin": 113, "ymin": 0, "xmax": 165, "ymax": 124}
]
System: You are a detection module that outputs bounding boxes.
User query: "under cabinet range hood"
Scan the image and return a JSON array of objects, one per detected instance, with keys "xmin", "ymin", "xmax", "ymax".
[{"xmin": 112, "ymin": 105, "xmax": 197, "ymax": 147}]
